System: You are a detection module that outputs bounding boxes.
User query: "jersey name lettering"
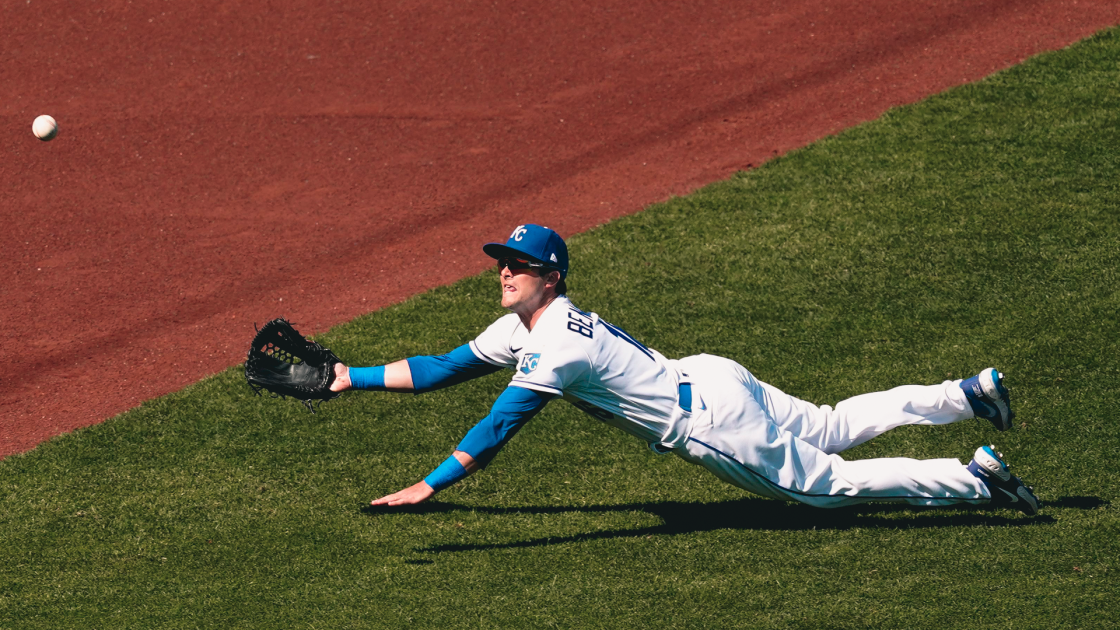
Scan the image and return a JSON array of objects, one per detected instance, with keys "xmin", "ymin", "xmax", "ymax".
[{"xmin": 564, "ymin": 306, "xmax": 654, "ymax": 359}]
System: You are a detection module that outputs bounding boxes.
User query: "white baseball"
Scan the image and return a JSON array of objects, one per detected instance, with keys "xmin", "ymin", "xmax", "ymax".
[{"xmin": 33, "ymin": 115, "xmax": 58, "ymax": 141}]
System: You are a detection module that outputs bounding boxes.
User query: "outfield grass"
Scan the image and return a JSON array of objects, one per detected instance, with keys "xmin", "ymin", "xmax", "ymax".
[{"xmin": 4, "ymin": 28, "xmax": 1120, "ymax": 630}]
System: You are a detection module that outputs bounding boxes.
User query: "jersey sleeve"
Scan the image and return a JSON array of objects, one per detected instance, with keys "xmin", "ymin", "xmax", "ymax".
[
  {"xmin": 468, "ymin": 313, "xmax": 523, "ymax": 368},
  {"xmin": 457, "ymin": 386, "xmax": 554, "ymax": 467}
]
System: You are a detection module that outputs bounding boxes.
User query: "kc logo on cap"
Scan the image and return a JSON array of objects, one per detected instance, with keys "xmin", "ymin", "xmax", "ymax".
[{"xmin": 483, "ymin": 223, "xmax": 570, "ymax": 278}]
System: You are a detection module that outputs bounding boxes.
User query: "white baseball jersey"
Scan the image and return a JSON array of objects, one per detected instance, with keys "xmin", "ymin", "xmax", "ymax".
[{"xmin": 469, "ymin": 295, "xmax": 688, "ymax": 448}]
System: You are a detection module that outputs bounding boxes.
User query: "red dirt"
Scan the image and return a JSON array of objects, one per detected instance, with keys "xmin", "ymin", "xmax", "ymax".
[{"xmin": 2, "ymin": 1, "xmax": 1117, "ymax": 458}]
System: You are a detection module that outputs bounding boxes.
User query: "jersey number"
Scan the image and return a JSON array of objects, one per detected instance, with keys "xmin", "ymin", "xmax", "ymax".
[{"xmin": 566, "ymin": 310, "xmax": 594, "ymax": 338}]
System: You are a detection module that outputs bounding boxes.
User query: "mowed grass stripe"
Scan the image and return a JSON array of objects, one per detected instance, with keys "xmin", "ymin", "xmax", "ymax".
[{"xmin": 3, "ymin": 28, "xmax": 1119, "ymax": 630}]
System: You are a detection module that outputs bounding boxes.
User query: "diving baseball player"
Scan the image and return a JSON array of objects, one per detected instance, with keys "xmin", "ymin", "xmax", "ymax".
[{"xmin": 330, "ymin": 224, "xmax": 1040, "ymax": 514}]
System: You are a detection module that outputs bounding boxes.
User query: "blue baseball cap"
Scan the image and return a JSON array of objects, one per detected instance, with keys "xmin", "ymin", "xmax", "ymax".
[{"xmin": 483, "ymin": 224, "xmax": 569, "ymax": 278}]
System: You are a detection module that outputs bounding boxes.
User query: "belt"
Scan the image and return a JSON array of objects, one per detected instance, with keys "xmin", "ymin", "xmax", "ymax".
[
  {"xmin": 678, "ymin": 372, "xmax": 705, "ymax": 412},
  {"xmin": 678, "ymin": 382, "xmax": 695, "ymax": 412},
  {"xmin": 651, "ymin": 376, "xmax": 704, "ymax": 454}
]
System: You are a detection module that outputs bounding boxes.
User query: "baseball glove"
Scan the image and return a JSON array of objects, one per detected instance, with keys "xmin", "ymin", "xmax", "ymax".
[{"xmin": 244, "ymin": 318, "xmax": 342, "ymax": 413}]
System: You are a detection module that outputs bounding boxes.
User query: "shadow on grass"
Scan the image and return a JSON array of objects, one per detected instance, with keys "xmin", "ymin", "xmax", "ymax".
[
  {"xmin": 361, "ymin": 495, "xmax": 1105, "ymax": 553},
  {"xmin": 1045, "ymin": 496, "xmax": 1109, "ymax": 509}
]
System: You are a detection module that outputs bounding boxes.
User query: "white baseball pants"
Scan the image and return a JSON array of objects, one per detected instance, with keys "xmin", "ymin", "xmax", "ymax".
[{"xmin": 674, "ymin": 354, "xmax": 991, "ymax": 508}]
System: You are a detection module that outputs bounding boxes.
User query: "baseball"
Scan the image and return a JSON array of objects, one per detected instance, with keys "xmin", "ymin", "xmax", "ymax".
[{"xmin": 32, "ymin": 115, "xmax": 58, "ymax": 141}]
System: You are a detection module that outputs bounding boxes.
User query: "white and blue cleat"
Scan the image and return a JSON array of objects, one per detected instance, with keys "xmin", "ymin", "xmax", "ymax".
[
  {"xmin": 961, "ymin": 367, "xmax": 1015, "ymax": 431},
  {"xmin": 967, "ymin": 445, "xmax": 1040, "ymax": 516}
]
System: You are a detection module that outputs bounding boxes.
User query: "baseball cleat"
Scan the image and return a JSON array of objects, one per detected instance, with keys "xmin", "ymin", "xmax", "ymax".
[
  {"xmin": 961, "ymin": 368, "xmax": 1015, "ymax": 431},
  {"xmin": 967, "ymin": 445, "xmax": 1040, "ymax": 515}
]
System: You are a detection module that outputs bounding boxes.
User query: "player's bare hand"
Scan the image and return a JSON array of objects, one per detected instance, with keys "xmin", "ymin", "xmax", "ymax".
[
  {"xmin": 370, "ymin": 481, "xmax": 435, "ymax": 506},
  {"xmin": 330, "ymin": 363, "xmax": 351, "ymax": 393}
]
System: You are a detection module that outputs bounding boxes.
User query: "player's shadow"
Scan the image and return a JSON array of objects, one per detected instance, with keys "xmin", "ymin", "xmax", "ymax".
[{"xmin": 362, "ymin": 495, "xmax": 1104, "ymax": 553}]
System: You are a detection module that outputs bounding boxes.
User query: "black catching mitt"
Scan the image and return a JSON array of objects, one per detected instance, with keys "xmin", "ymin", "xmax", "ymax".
[{"xmin": 245, "ymin": 318, "xmax": 342, "ymax": 413}]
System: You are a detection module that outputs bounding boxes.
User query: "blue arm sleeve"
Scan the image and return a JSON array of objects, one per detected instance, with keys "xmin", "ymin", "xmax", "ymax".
[
  {"xmin": 458, "ymin": 386, "xmax": 554, "ymax": 467},
  {"xmin": 423, "ymin": 456, "xmax": 468, "ymax": 492},
  {"xmin": 407, "ymin": 343, "xmax": 503, "ymax": 393}
]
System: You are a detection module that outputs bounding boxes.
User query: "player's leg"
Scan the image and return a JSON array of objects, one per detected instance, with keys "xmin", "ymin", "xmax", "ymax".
[
  {"xmin": 681, "ymin": 436, "xmax": 991, "ymax": 508},
  {"xmin": 675, "ymin": 355, "xmax": 992, "ymax": 508},
  {"xmin": 755, "ymin": 377, "xmax": 973, "ymax": 454},
  {"xmin": 750, "ymin": 366, "xmax": 1014, "ymax": 454},
  {"xmin": 679, "ymin": 406, "xmax": 991, "ymax": 509}
]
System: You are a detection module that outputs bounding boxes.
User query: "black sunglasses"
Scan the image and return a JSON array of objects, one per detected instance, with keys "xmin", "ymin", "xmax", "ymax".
[{"xmin": 497, "ymin": 257, "xmax": 552, "ymax": 272}]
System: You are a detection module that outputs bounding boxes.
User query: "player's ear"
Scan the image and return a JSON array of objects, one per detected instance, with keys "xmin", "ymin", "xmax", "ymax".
[{"xmin": 544, "ymin": 270, "xmax": 562, "ymax": 290}]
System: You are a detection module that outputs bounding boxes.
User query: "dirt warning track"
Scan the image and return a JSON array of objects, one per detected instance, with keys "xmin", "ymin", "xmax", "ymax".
[{"xmin": 2, "ymin": 0, "xmax": 1118, "ymax": 457}]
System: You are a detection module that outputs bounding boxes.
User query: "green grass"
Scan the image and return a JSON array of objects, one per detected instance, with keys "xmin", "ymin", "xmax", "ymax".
[{"xmin": 4, "ymin": 28, "xmax": 1120, "ymax": 630}]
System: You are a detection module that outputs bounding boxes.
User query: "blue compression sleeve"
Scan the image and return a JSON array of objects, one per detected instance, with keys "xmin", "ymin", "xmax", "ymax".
[
  {"xmin": 407, "ymin": 343, "xmax": 502, "ymax": 393},
  {"xmin": 348, "ymin": 365, "xmax": 386, "ymax": 390},
  {"xmin": 347, "ymin": 344, "xmax": 499, "ymax": 392},
  {"xmin": 458, "ymin": 386, "xmax": 554, "ymax": 467},
  {"xmin": 424, "ymin": 456, "xmax": 469, "ymax": 492}
]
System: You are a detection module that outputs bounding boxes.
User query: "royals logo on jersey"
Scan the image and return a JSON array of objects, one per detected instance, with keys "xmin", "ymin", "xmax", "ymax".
[{"xmin": 518, "ymin": 353, "xmax": 541, "ymax": 375}]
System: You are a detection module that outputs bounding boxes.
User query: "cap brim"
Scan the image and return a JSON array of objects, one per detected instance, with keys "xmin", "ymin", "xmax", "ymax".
[{"xmin": 482, "ymin": 242, "xmax": 547, "ymax": 265}]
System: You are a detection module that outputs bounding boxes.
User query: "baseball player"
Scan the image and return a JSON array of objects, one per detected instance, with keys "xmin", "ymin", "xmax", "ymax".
[{"xmin": 330, "ymin": 224, "xmax": 1040, "ymax": 514}]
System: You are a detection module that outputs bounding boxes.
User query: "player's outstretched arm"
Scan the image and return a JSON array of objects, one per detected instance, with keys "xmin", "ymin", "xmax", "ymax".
[
  {"xmin": 331, "ymin": 359, "xmax": 415, "ymax": 393},
  {"xmin": 332, "ymin": 344, "xmax": 503, "ymax": 395},
  {"xmin": 369, "ymin": 387, "xmax": 551, "ymax": 506},
  {"xmin": 371, "ymin": 450, "xmax": 479, "ymax": 506}
]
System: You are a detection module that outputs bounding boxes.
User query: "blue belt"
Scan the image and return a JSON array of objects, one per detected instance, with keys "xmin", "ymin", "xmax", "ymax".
[
  {"xmin": 651, "ymin": 380, "xmax": 700, "ymax": 455},
  {"xmin": 678, "ymin": 382, "xmax": 695, "ymax": 412}
]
